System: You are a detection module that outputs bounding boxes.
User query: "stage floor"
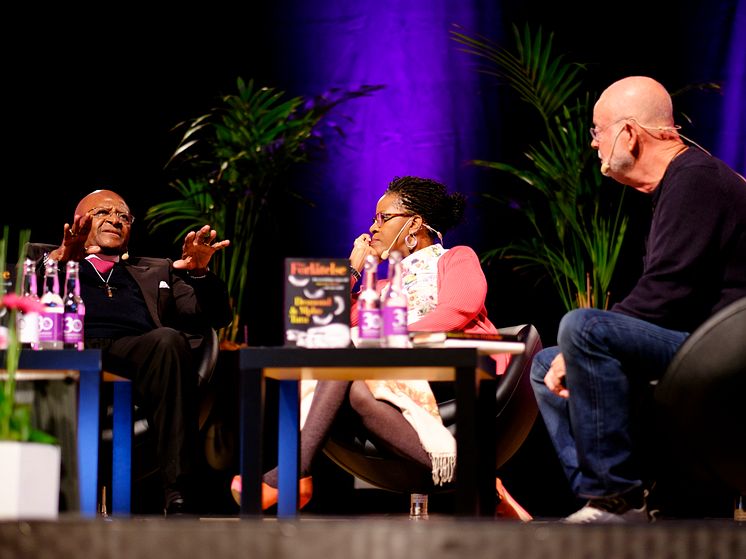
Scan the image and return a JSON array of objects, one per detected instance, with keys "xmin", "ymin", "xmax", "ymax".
[{"xmin": 2, "ymin": 514, "xmax": 744, "ymax": 559}]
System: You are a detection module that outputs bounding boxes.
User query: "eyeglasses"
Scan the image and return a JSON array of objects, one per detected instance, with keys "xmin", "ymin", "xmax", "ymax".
[
  {"xmin": 88, "ymin": 207, "xmax": 135, "ymax": 225},
  {"xmin": 372, "ymin": 212, "xmax": 413, "ymax": 227},
  {"xmin": 589, "ymin": 118, "xmax": 629, "ymax": 141}
]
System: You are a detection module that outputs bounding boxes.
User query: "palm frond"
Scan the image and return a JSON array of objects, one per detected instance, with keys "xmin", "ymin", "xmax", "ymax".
[
  {"xmin": 452, "ymin": 23, "xmax": 628, "ymax": 311},
  {"xmin": 147, "ymin": 78, "xmax": 382, "ymax": 342}
]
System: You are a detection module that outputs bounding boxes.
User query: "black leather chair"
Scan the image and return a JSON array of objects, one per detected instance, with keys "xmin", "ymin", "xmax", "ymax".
[
  {"xmin": 322, "ymin": 324, "xmax": 542, "ymax": 497},
  {"xmin": 651, "ymin": 296, "xmax": 746, "ymax": 505},
  {"xmin": 21, "ymin": 242, "xmax": 223, "ymax": 512}
]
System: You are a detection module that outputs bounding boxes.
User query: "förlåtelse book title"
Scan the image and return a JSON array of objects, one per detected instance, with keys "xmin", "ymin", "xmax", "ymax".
[{"xmin": 284, "ymin": 257, "xmax": 351, "ymax": 348}]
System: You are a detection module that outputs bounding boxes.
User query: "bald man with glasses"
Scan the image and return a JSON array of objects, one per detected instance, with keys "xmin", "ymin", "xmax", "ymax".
[
  {"xmin": 47, "ymin": 189, "xmax": 232, "ymax": 516},
  {"xmin": 530, "ymin": 76, "xmax": 746, "ymax": 523}
]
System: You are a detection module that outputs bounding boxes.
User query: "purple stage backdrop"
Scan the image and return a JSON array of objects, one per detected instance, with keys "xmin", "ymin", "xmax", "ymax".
[
  {"xmin": 264, "ymin": 0, "xmax": 745, "ymax": 263},
  {"xmin": 267, "ymin": 0, "xmax": 502, "ymax": 258},
  {"xmin": 718, "ymin": 0, "xmax": 746, "ymax": 173}
]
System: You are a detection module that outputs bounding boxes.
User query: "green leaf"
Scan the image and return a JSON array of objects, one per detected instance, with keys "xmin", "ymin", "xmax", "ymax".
[
  {"xmin": 147, "ymin": 78, "xmax": 382, "ymax": 341},
  {"xmin": 2, "ymin": 229, "xmax": 56, "ymax": 443},
  {"xmin": 452, "ymin": 23, "xmax": 627, "ymax": 311}
]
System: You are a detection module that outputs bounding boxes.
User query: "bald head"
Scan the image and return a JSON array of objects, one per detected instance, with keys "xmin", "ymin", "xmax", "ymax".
[
  {"xmin": 595, "ymin": 76, "xmax": 674, "ymax": 128},
  {"xmin": 75, "ymin": 189, "xmax": 129, "ymax": 217},
  {"xmin": 592, "ymin": 76, "xmax": 688, "ymax": 192}
]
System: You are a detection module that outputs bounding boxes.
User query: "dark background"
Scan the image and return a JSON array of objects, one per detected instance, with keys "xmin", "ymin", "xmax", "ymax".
[
  {"xmin": 3, "ymin": 1, "xmax": 742, "ymax": 347},
  {"xmin": 3, "ymin": 0, "xmax": 744, "ymax": 517}
]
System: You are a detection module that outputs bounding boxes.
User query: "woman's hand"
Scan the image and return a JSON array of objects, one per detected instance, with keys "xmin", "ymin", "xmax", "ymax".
[
  {"xmin": 349, "ymin": 233, "xmax": 376, "ymax": 273},
  {"xmin": 544, "ymin": 352, "xmax": 569, "ymax": 398},
  {"xmin": 173, "ymin": 224, "xmax": 231, "ymax": 274}
]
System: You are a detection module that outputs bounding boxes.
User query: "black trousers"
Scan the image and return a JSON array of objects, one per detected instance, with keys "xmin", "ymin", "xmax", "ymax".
[{"xmin": 88, "ymin": 328, "xmax": 197, "ymax": 490}]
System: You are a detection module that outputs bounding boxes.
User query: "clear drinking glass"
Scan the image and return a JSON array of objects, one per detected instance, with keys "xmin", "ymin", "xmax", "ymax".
[{"xmin": 409, "ymin": 493, "xmax": 429, "ymax": 520}]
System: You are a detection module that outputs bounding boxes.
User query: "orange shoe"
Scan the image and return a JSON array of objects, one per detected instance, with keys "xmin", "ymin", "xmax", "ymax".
[
  {"xmin": 495, "ymin": 477, "xmax": 533, "ymax": 521},
  {"xmin": 231, "ymin": 474, "xmax": 242, "ymax": 506},
  {"xmin": 231, "ymin": 475, "xmax": 313, "ymax": 511}
]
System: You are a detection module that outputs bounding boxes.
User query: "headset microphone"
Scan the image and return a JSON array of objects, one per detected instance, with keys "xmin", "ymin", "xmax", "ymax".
[
  {"xmin": 380, "ymin": 218, "xmax": 413, "ymax": 261},
  {"xmin": 601, "ymin": 125, "xmax": 625, "ymax": 176}
]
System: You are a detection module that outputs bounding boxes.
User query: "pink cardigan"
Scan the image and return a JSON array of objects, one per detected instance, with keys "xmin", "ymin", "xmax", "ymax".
[{"xmin": 351, "ymin": 245, "xmax": 510, "ymax": 374}]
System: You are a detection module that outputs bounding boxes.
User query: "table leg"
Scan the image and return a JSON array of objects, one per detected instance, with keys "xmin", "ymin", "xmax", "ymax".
[
  {"xmin": 77, "ymin": 367, "xmax": 101, "ymax": 517},
  {"xmin": 112, "ymin": 381, "xmax": 132, "ymax": 515},
  {"xmin": 239, "ymin": 359, "xmax": 264, "ymax": 516},
  {"xmin": 277, "ymin": 380, "xmax": 300, "ymax": 517},
  {"xmin": 476, "ymin": 364, "xmax": 497, "ymax": 516},
  {"xmin": 454, "ymin": 365, "xmax": 478, "ymax": 516}
]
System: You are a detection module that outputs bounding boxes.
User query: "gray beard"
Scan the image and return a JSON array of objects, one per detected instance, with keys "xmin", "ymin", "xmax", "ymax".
[{"xmin": 611, "ymin": 151, "xmax": 635, "ymax": 174}]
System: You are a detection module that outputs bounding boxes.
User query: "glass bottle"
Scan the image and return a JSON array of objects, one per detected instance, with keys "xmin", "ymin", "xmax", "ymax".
[
  {"xmin": 0, "ymin": 270, "xmax": 12, "ymax": 349},
  {"xmin": 63, "ymin": 261, "xmax": 85, "ymax": 350},
  {"xmin": 39, "ymin": 257, "xmax": 64, "ymax": 350},
  {"xmin": 356, "ymin": 255, "xmax": 382, "ymax": 347},
  {"xmin": 735, "ymin": 494, "xmax": 746, "ymax": 523},
  {"xmin": 17, "ymin": 258, "xmax": 40, "ymax": 350},
  {"xmin": 381, "ymin": 250, "xmax": 409, "ymax": 348}
]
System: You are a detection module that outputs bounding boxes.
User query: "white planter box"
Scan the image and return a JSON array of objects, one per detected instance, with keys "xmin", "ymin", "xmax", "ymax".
[{"xmin": 0, "ymin": 441, "xmax": 61, "ymax": 520}]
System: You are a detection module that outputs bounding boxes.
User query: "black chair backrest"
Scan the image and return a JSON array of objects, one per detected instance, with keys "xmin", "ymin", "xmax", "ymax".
[
  {"xmin": 322, "ymin": 324, "xmax": 542, "ymax": 493},
  {"xmin": 654, "ymin": 296, "xmax": 746, "ymax": 494},
  {"xmin": 436, "ymin": 324, "xmax": 541, "ymax": 468},
  {"xmin": 21, "ymin": 242, "xmax": 58, "ymax": 274},
  {"xmin": 196, "ymin": 326, "xmax": 220, "ymax": 387}
]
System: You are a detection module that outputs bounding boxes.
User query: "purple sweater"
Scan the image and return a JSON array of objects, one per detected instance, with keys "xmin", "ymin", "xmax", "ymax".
[{"xmin": 612, "ymin": 147, "xmax": 746, "ymax": 332}]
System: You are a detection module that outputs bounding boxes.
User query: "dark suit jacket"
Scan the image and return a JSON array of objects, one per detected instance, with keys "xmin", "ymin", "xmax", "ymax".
[
  {"xmin": 123, "ymin": 255, "xmax": 232, "ymax": 348},
  {"xmin": 25, "ymin": 243, "xmax": 233, "ymax": 349}
]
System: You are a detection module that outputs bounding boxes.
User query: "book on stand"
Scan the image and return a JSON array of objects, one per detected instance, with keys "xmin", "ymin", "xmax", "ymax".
[
  {"xmin": 409, "ymin": 331, "xmax": 525, "ymax": 353},
  {"xmin": 284, "ymin": 257, "xmax": 351, "ymax": 348}
]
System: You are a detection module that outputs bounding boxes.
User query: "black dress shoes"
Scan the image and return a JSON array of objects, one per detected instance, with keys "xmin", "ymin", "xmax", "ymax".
[
  {"xmin": 163, "ymin": 495, "xmax": 188, "ymax": 517},
  {"xmin": 163, "ymin": 477, "xmax": 196, "ymax": 518}
]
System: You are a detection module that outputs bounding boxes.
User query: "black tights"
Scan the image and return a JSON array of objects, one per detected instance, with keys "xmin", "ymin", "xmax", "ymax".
[{"xmin": 263, "ymin": 380, "xmax": 432, "ymax": 488}]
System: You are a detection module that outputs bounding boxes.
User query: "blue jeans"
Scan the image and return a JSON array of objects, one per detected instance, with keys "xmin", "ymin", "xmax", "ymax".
[{"xmin": 530, "ymin": 309, "xmax": 689, "ymax": 499}]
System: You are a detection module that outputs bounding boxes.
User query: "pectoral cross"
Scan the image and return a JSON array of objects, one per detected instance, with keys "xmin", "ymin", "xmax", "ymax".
[{"xmin": 88, "ymin": 259, "xmax": 116, "ymax": 298}]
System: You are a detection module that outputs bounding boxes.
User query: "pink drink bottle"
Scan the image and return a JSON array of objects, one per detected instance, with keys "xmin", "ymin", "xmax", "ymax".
[
  {"xmin": 381, "ymin": 251, "xmax": 409, "ymax": 348},
  {"xmin": 63, "ymin": 260, "xmax": 85, "ymax": 350},
  {"xmin": 357, "ymin": 254, "xmax": 382, "ymax": 347},
  {"xmin": 39, "ymin": 258, "xmax": 64, "ymax": 350},
  {"xmin": 17, "ymin": 258, "xmax": 40, "ymax": 350}
]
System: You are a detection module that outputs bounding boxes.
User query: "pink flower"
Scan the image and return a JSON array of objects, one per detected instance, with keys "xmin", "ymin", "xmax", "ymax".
[{"xmin": 1, "ymin": 293, "xmax": 45, "ymax": 314}]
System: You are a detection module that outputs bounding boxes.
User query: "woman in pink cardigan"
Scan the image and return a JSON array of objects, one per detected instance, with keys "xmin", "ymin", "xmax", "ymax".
[{"xmin": 231, "ymin": 176, "xmax": 530, "ymax": 519}]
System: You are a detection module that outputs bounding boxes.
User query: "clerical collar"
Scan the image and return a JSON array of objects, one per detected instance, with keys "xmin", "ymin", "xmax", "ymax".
[{"xmin": 86, "ymin": 254, "xmax": 120, "ymax": 264}]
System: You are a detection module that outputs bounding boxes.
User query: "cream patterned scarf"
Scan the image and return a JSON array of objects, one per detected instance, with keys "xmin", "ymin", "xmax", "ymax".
[
  {"xmin": 302, "ymin": 245, "xmax": 456, "ymax": 485},
  {"xmin": 365, "ymin": 244, "xmax": 455, "ymax": 485}
]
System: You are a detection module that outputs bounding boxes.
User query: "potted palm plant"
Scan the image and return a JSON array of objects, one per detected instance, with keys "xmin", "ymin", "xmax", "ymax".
[
  {"xmin": 0, "ymin": 227, "xmax": 61, "ymax": 520},
  {"xmin": 145, "ymin": 78, "xmax": 383, "ymax": 344},
  {"xmin": 451, "ymin": 24, "xmax": 628, "ymax": 310}
]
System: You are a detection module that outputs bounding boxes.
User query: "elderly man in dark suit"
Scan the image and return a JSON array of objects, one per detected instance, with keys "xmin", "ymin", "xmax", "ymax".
[{"xmin": 47, "ymin": 189, "xmax": 232, "ymax": 516}]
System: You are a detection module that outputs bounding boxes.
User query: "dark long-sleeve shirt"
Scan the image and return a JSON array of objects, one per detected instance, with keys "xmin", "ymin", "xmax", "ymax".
[{"xmin": 612, "ymin": 147, "xmax": 746, "ymax": 332}]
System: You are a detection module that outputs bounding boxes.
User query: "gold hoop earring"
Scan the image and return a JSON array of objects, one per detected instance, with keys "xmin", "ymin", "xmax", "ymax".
[
  {"xmin": 405, "ymin": 233, "xmax": 418, "ymax": 250},
  {"xmin": 121, "ymin": 251, "xmax": 129, "ymax": 260}
]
